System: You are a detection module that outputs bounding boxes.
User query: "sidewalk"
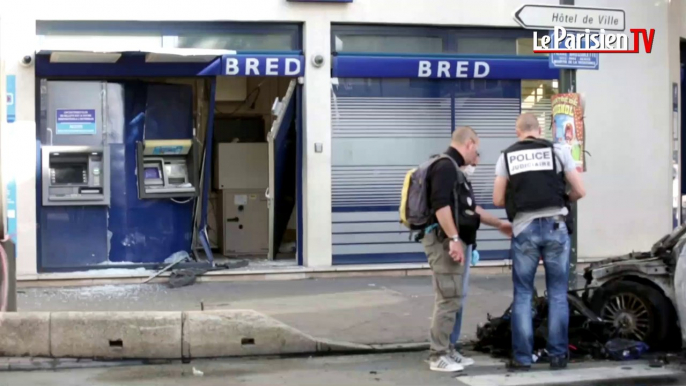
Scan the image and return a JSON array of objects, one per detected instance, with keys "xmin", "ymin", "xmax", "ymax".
[{"xmin": 16, "ymin": 272, "xmax": 546, "ymax": 345}]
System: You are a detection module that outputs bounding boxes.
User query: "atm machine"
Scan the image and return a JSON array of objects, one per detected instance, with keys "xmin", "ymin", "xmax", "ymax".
[
  {"xmin": 136, "ymin": 139, "xmax": 200, "ymax": 199},
  {"xmin": 40, "ymin": 81, "xmax": 113, "ymax": 207},
  {"xmin": 42, "ymin": 146, "xmax": 110, "ymax": 206}
]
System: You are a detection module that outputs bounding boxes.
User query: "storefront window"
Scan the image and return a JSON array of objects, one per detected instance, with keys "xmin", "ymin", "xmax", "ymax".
[
  {"xmin": 37, "ymin": 21, "xmax": 301, "ymax": 52},
  {"xmin": 334, "ymin": 35, "xmax": 444, "ymax": 54},
  {"xmin": 333, "ymin": 25, "xmax": 546, "ymax": 56},
  {"xmin": 455, "ymin": 37, "xmax": 516, "ymax": 55},
  {"xmin": 38, "ymin": 35, "xmax": 164, "ymax": 51},
  {"xmin": 516, "ymin": 37, "xmax": 549, "ymax": 56},
  {"xmin": 171, "ymin": 34, "xmax": 295, "ymax": 51}
]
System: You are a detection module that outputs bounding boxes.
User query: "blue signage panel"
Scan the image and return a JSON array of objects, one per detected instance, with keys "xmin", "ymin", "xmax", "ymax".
[
  {"xmin": 6, "ymin": 75, "xmax": 15, "ymax": 123},
  {"xmin": 333, "ymin": 56, "xmax": 559, "ymax": 80},
  {"xmin": 5, "ymin": 76, "xmax": 17, "ymax": 244},
  {"xmin": 56, "ymin": 109, "xmax": 97, "ymax": 135},
  {"xmin": 549, "ymin": 53, "xmax": 599, "ymax": 70},
  {"xmin": 6, "ymin": 178, "xmax": 16, "ymax": 243},
  {"xmin": 548, "ymin": 31, "xmax": 599, "ymax": 70},
  {"xmin": 152, "ymin": 146, "xmax": 184, "ymax": 155},
  {"xmin": 221, "ymin": 55, "xmax": 305, "ymax": 77}
]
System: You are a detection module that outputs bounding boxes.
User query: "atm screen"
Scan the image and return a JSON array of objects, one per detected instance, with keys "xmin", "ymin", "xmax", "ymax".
[
  {"xmin": 144, "ymin": 167, "xmax": 161, "ymax": 179},
  {"xmin": 53, "ymin": 165, "xmax": 86, "ymax": 185}
]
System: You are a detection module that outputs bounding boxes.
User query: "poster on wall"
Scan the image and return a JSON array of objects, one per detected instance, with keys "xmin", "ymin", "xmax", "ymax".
[
  {"xmin": 5, "ymin": 75, "xmax": 17, "ymax": 244},
  {"xmin": 551, "ymin": 93, "xmax": 585, "ymax": 173},
  {"xmin": 55, "ymin": 109, "xmax": 97, "ymax": 135}
]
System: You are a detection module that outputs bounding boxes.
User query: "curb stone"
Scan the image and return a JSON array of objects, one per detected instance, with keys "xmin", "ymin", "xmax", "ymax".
[{"xmin": 1, "ymin": 310, "xmax": 429, "ymax": 360}]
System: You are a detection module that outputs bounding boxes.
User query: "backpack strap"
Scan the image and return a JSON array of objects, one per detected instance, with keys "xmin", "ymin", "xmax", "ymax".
[{"xmin": 434, "ymin": 154, "xmax": 465, "ymax": 234}]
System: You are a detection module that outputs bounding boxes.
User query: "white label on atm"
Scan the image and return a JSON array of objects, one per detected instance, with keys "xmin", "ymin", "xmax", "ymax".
[{"xmin": 234, "ymin": 194, "xmax": 248, "ymax": 206}]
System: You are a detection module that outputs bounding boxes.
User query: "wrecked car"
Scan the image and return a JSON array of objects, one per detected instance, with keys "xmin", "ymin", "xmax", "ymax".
[
  {"xmin": 475, "ymin": 224, "xmax": 686, "ymax": 358},
  {"xmin": 582, "ymin": 223, "xmax": 686, "ymax": 351}
]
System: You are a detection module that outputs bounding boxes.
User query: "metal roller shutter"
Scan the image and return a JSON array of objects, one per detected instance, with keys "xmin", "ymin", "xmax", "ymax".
[
  {"xmin": 331, "ymin": 80, "xmax": 452, "ymax": 264},
  {"xmin": 331, "ymin": 79, "xmax": 530, "ymax": 264}
]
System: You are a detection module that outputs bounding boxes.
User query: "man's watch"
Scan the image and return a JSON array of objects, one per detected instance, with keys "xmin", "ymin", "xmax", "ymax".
[{"xmin": 449, "ymin": 235, "xmax": 460, "ymax": 243}]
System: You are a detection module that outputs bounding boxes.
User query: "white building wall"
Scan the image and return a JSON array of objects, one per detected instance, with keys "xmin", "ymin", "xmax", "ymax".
[
  {"xmin": 573, "ymin": 0, "xmax": 674, "ymax": 259},
  {"xmin": 0, "ymin": 17, "xmax": 38, "ymax": 276},
  {"xmin": 0, "ymin": 0, "xmax": 681, "ymax": 273}
]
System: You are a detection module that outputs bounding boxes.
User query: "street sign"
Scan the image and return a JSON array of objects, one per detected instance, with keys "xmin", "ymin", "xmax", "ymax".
[
  {"xmin": 514, "ymin": 4, "xmax": 625, "ymax": 32},
  {"xmin": 550, "ymin": 52, "xmax": 599, "ymax": 70},
  {"xmin": 548, "ymin": 31, "xmax": 599, "ymax": 70}
]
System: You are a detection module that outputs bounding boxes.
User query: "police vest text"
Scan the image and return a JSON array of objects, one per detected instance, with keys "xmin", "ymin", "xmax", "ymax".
[{"xmin": 507, "ymin": 148, "xmax": 554, "ymax": 176}]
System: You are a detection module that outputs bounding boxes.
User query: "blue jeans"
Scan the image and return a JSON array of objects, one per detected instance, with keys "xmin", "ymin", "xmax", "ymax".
[
  {"xmin": 450, "ymin": 245, "xmax": 472, "ymax": 346},
  {"xmin": 511, "ymin": 217, "xmax": 570, "ymax": 365}
]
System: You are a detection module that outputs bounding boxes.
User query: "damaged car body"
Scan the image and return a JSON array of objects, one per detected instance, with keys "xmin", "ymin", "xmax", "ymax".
[
  {"xmin": 476, "ymin": 224, "xmax": 686, "ymax": 358},
  {"xmin": 583, "ymin": 223, "xmax": 686, "ymax": 350}
]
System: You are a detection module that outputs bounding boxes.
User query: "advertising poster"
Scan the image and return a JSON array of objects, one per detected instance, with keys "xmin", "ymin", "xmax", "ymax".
[{"xmin": 551, "ymin": 93, "xmax": 585, "ymax": 172}]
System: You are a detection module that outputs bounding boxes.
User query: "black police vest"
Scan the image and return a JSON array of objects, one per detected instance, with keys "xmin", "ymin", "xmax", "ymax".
[{"xmin": 503, "ymin": 138, "xmax": 566, "ymax": 222}]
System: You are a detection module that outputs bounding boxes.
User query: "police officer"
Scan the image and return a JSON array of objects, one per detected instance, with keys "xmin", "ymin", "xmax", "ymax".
[
  {"xmin": 492, "ymin": 113, "xmax": 586, "ymax": 370},
  {"xmin": 424, "ymin": 126, "xmax": 512, "ymax": 372},
  {"xmin": 449, "ymin": 151, "xmax": 494, "ymax": 358}
]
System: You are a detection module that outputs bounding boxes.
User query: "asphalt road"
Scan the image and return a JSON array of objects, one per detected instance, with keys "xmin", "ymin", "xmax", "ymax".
[{"xmin": 1, "ymin": 352, "xmax": 684, "ymax": 386}]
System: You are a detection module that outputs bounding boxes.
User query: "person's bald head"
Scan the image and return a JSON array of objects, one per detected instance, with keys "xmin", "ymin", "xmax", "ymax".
[
  {"xmin": 515, "ymin": 113, "xmax": 542, "ymax": 139},
  {"xmin": 452, "ymin": 126, "xmax": 478, "ymax": 146},
  {"xmin": 451, "ymin": 126, "xmax": 480, "ymax": 165}
]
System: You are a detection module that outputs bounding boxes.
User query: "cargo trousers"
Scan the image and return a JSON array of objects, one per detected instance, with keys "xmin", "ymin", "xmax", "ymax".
[{"xmin": 423, "ymin": 231, "xmax": 468, "ymax": 358}]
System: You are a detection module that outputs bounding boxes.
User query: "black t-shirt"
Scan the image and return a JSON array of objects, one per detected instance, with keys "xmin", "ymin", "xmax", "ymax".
[{"xmin": 426, "ymin": 147, "xmax": 479, "ymax": 245}]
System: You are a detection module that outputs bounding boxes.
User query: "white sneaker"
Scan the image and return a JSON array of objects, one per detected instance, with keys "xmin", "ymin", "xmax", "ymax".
[
  {"xmin": 429, "ymin": 355, "xmax": 464, "ymax": 373},
  {"xmin": 449, "ymin": 350, "xmax": 475, "ymax": 367}
]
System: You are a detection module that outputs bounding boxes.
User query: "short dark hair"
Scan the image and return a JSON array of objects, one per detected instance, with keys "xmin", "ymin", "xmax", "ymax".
[{"xmin": 452, "ymin": 126, "xmax": 478, "ymax": 145}]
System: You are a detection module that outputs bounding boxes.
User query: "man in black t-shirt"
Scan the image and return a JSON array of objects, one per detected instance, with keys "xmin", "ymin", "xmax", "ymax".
[{"xmin": 423, "ymin": 126, "xmax": 512, "ymax": 372}]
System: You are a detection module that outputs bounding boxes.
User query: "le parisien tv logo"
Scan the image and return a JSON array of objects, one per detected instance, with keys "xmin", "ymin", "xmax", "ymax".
[{"xmin": 533, "ymin": 26, "xmax": 655, "ymax": 53}]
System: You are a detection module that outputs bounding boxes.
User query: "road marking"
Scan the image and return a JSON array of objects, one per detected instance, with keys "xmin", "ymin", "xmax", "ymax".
[{"xmin": 458, "ymin": 365, "xmax": 682, "ymax": 386}]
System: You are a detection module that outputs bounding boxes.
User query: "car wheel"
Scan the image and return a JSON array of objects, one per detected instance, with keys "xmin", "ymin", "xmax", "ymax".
[{"xmin": 590, "ymin": 280, "xmax": 675, "ymax": 350}]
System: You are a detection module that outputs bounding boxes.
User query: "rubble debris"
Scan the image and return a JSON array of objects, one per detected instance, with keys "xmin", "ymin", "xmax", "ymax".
[
  {"xmin": 649, "ymin": 358, "xmax": 666, "ymax": 368},
  {"xmin": 605, "ymin": 339, "xmax": 649, "ymax": 361},
  {"xmin": 167, "ymin": 260, "xmax": 249, "ymax": 288},
  {"xmin": 169, "ymin": 269, "xmax": 204, "ymax": 288},
  {"xmin": 474, "ymin": 292, "xmax": 614, "ymax": 361},
  {"xmin": 143, "ymin": 252, "xmax": 190, "ymax": 284}
]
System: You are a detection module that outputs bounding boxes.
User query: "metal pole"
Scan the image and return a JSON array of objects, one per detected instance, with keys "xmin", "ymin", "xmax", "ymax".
[{"xmin": 558, "ymin": 0, "xmax": 578, "ymax": 289}]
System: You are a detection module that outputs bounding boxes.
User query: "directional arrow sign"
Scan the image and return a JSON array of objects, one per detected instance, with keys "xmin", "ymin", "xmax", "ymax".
[{"xmin": 514, "ymin": 4, "xmax": 625, "ymax": 32}]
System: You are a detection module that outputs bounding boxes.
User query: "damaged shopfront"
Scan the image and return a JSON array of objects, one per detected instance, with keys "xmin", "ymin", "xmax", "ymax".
[{"xmin": 34, "ymin": 22, "xmax": 304, "ymax": 272}]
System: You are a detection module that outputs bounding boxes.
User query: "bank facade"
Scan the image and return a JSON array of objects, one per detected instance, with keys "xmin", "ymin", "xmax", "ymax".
[{"xmin": 0, "ymin": 0, "xmax": 681, "ymax": 277}]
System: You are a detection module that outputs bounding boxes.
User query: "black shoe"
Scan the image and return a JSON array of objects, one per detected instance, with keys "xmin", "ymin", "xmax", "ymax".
[
  {"xmin": 506, "ymin": 360, "xmax": 531, "ymax": 372},
  {"xmin": 550, "ymin": 356, "xmax": 568, "ymax": 370}
]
